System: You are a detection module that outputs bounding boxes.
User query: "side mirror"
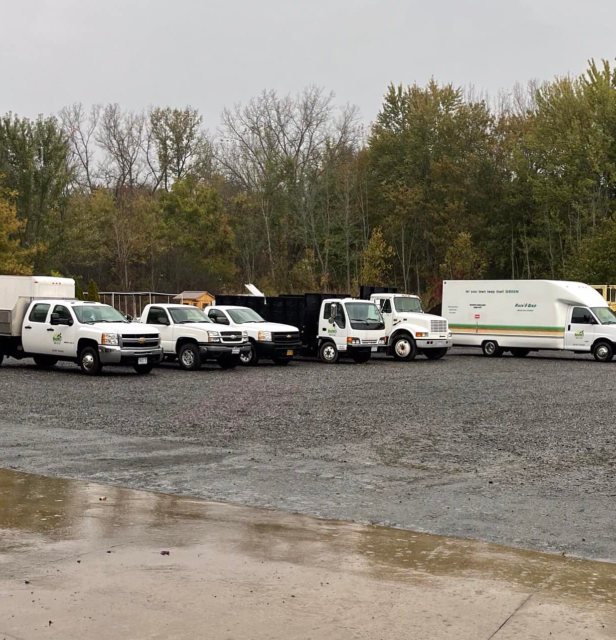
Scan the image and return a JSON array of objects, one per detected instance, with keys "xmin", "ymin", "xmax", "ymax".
[
  {"xmin": 330, "ymin": 303, "xmax": 338, "ymax": 321},
  {"xmin": 125, "ymin": 314, "xmax": 133, "ymax": 322},
  {"xmin": 160, "ymin": 317, "xmax": 170, "ymax": 326},
  {"xmin": 50, "ymin": 313, "xmax": 60, "ymax": 326},
  {"xmin": 216, "ymin": 316, "xmax": 229, "ymax": 325}
]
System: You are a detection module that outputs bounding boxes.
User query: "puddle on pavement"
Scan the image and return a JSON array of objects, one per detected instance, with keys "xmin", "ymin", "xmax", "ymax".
[{"xmin": 1, "ymin": 468, "xmax": 615, "ymax": 614}]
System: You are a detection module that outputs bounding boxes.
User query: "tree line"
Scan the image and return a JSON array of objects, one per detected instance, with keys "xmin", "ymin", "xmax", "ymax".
[{"xmin": 3, "ymin": 59, "xmax": 616, "ymax": 305}]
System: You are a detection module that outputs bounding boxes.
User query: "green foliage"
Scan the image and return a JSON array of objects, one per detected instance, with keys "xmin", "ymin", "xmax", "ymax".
[
  {"xmin": 361, "ymin": 228, "xmax": 394, "ymax": 286},
  {"xmin": 87, "ymin": 279, "xmax": 100, "ymax": 302},
  {"xmin": 75, "ymin": 280, "xmax": 85, "ymax": 301},
  {"xmin": 0, "ymin": 181, "xmax": 34, "ymax": 275},
  {"xmin": 440, "ymin": 232, "xmax": 486, "ymax": 279}
]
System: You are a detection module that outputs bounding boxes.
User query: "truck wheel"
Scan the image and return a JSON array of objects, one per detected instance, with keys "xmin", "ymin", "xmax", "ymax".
[
  {"xmin": 510, "ymin": 348, "xmax": 530, "ymax": 358},
  {"xmin": 593, "ymin": 341, "xmax": 613, "ymax": 363},
  {"xmin": 482, "ymin": 340, "xmax": 503, "ymax": 357},
  {"xmin": 239, "ymin": 343, "xmax": 259, "ymax": 366},
  {"xmin": 33, "ymin": 355, "xmax": 58, "ymax": 368},
  {"xmin": 133, "ymin": 364, "xmax": 154, "ymax": 374},
  {"xmin": 79, "ymin": 346, "xmax": 102, "ymax": 375},
  {"xmin": 178, "ymin": 343, "xmax": 201, "ymax": 370},
  {"xmin": 351, "ymin": 351, "xmax": 371, "ymax": 364},
  {"xmin": 392, "ymin": 334, "xmax": 417, "ymax": 361},
  {"xmin": 218, "ymin": 355, "xmax": 240, "ymax": 369},
  {"xmin": 319, "ymin": 341, "xmax": 339, "ymax": 364},
  {"xmin": 424, "ymin": 348, "xmax": 448, "ymax": 360}
]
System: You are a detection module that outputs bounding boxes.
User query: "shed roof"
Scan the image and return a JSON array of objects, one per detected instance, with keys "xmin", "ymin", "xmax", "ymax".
[{"xmin": 173, "ymin": 291, "xmax": 214, "ymax": 301}]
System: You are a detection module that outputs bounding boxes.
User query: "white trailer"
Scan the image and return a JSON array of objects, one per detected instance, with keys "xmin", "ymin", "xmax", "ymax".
[{"xmin": 442, "ymin": 279, "xmax": 616, "ymax": 362}]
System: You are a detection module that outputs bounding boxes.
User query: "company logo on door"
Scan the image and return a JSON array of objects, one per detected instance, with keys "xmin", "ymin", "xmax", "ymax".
[
  {"xmin": 575, "ymin": 330, "xmax": 585, "ymax": 338},
  {"xmin": 515, "ymin": 303, "xmax": 537, "ymax": 309},
  {"xmin": 53, "ymin": 333, "xmax": 62, "ymax": 344}
]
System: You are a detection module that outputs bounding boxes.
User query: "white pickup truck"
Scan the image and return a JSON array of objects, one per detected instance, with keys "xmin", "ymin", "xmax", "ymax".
[
  {"xmin": 0, "ymin": 276, "xmax": 163, "ymax": 375},
  {"xmin": 206, "ymin": 305, "xmax": 302, "ymax": 365},
  {"xmin": 140, "ymin": 303, "xmax": 250, "ymax": 370},
  {"xmin": 369, "ymin": 292, "xmax": 452, "ymax": 361}
]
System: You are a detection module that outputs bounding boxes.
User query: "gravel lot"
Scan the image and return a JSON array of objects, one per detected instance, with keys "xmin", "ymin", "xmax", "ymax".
[{"xmin": 1, "ymin": 349, "xmax": 615, "ymax": 561}]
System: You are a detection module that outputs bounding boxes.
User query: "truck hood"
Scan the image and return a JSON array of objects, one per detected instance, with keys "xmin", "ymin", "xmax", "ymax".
[
  {"xmin": 247, "ymin": 322, "xmax": 299, "ymax": 333},
  {"xmin": 91, "ymin": 322, "xmax": 160, "ymax": 334},
  {"xmin": 172, "ymin": 322, "xmax": 217, "ymax": 332}
]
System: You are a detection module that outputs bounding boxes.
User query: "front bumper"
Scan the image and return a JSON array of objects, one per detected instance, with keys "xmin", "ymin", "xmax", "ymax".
[
  {"xmin": 98, "ymin": 345, "xmax": 163, "ymax": 365},
  {"xmin": 416, "ymin": 338, "xmax": 452, "ymax": 350},
  {"xmin": 198, "ymin": 343, "xmax": 251, "ymax": 360},
  {"xmin": 255, "ymin": 340, "xmax": 303, "ymax": 360}
]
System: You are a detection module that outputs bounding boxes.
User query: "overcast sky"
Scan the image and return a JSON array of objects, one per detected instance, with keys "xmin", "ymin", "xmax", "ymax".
[{"xmin": 2, "ymin": 0, "xmax": 615, "ymax": 129}]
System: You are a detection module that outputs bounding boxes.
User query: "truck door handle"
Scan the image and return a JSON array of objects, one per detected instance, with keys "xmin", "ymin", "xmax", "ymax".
[
  {"xmin": 24, "ymin": 326, "xmax": 32, "ymax": 330},
  {"xmin": 568, "ymin": 324, "xmax": 571, "ymax": 331},
  {"xmin": 47, "ymin": 328, "xmax": 54, "ymax": 332}
]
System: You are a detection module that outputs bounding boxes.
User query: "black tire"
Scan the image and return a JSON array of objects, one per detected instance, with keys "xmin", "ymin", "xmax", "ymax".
[
  {"xmin": 218, "ymin": 355, "xmax": 241, "ymax": 369},
  {"xmin": 178, "ymin": 343, "xmax": 201, "ymax": 370},
  {"xmin": 391, "ymin": 334, "xmax": 417, "ymax": 362},
  {"xmin": 482, "ymin": 340, "xmax": 503, "ymax": 357},
  {"xmin": 271, "ymin": 357, "xmax": 291, "ymax": 366},
  {"xmin": 424, "ymin": 348, "xmax": 448, "ymax": 360},
  {"xmin": 510, "ymin": 348, "xmax": 530, "ymax": 358},
  {"xmin": 79, "ymin": 346, "xmax": 102, "ymax": 375},
  {"xmin": 350, "ymin": 351, "xmax": 371, "ymax": 364},
  {"xmin": 33, "ymin": 355, "xmax": 59, "ymax": 368},
  {"xmin": 239, "ymin": 343, "xmax": 259, "ymax": 366},
  {"xmin": 593, "ymin": 341, "xmax": 614, "ymax": 363},
  {"xmin": 133, "ymin": 364, "xmax": 154, "ymax": 374},
  {"xmin": 0, "ymin": 352, "xmax": 4, "ymax": 367},
  {"xmin": 319, "ymin": 341, "xmax": 339, "ymax": 364}
]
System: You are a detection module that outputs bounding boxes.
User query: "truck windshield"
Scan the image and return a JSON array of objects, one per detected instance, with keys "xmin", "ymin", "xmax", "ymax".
[
  {"xmin": 394, "ymin": 297, "xmax": 423, "ymax": 313},
  {"xmin": 169, "ymin": 307, "xmax": 210, "ymax": 324},
  {"xmin": 228, "ymin": 308, "xmax": 266, "ymax": 324},
  {"xmin": 345, "ymin": 302, "xmax": 385, "ymax": 330},
  {"xmin": 592, "ymin": 307, "xmax": 616, "ymax": 325},
  {"xmin": 74, "ymin": 305, "xmax": 128, "ymax": 324}
]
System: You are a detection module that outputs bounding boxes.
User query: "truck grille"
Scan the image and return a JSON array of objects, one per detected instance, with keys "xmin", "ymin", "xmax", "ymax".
[
  {"xmin": 431, "ymin": 320, "xmax": 448, "ymax": 334},
  {"xmin": 362, "ymin": 339, "xmax": 377, "ymax": 345},
  {"xmin": 273, "ymin": 331, "xmax": 300, "ymax": 344},
  {"xmin": 121, "ymin": 333, "xmax": 160, "ymax": 348},
  {"xmin": 220, "ymin": 331, "xmax": 244, "ymax": 343}
]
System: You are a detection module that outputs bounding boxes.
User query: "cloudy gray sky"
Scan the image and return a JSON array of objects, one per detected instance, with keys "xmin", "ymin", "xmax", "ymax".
[{"xmin": 2, "ymin": 0, "xmax": 615, "ymax": 128}]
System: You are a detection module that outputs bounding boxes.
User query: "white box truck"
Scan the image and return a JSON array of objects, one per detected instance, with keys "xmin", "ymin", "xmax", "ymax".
[
  {"xmin": 0, "ymin": 275, "xmax": 163, "ymax": 374},
  {"xmin": 443, "ymin": 279, "xmax": 616, "ymax": 362}
]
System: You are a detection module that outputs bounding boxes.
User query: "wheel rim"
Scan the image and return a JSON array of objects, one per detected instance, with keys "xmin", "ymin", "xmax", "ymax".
[
  {"xmin": 395, "ymin": 339, "xmax": 411, "ymax": 357},
  {"xmin": 485, "ymin": 342, "xmax": 496, "ymax": 355},
  {"xmin": 323, "ymin": 345, "xmax": 336, "ymax": 361},
  {"xmin": 181, "ymin": 350, "xmax": 195, "ymax": 367},
  {"xmin": 597, "ymin": 345, "xmax": 609, "ymax": 360},
  {"xmin": 240, "ymin": 350, "xmax": 252, "ymax": 364},
  {"xmin": 82, "ymin": 353, "xmax": 95, "ymax": 371}
]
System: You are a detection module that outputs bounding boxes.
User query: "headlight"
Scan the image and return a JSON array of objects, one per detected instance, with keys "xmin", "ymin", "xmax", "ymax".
[
  {"xmin": 347, "ymin": 337, "xmax": 360, "ymax": 344},
  {"xmin": 101, "ymin": 333, "xmax": 119, "ymax": 346},
  {"xmin": 242, "ymin": 330, "xmax": 248, "ymax": 341},
  {"xmin": 258, "ymin": 331, "xmax": 272, "ymax": 341},
  {"xmin": 207, "ymin": 331, "xmax": 221, "ymax": 343},
  {"xmin": 378, "ymin": 336, "xmax": 388, "ymax": 345},
  {"xmin": 416, "ymin": 332, "xmax": 427, "ymax": 338}
]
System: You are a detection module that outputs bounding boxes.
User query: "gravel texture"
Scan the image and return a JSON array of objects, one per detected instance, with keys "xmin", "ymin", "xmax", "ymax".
[{"xmin": 1, "ymin": 349, "xmax": 615, "ymax": 561}]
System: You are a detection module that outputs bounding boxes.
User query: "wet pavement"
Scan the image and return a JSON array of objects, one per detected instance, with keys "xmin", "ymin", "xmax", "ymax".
[{"xmin": 0, "ymin": 469, "xmax": 615, "ymax": 639}]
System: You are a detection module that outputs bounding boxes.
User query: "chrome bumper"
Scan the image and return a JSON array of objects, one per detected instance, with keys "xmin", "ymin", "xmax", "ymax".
[
  {"xmin": 416, "ymin": 338, "xmax": 452, "ymax": 350},
  {"xmin": 98, "ymin": 345, "xmax": 163, "ymax": 365}
]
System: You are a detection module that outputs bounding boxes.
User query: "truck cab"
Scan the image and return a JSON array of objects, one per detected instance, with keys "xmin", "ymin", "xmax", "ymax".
[
  {"xmin": 370, "ymin": 293, "xmax": 452, "ymax": 361},
  {"xmin": 0, "ymin": 296, "xmax": 163, "ymax": 375},
  {"xmin": 140, "ymin": 303, "xmax": 250, "ymax": 370},
  {"xmin": 207, "ymin": 305, "xmax": 302, "ymax": 366},
  {"xmin": 316, "ymin": 298, "xmax": 388, "ymax": 364}
]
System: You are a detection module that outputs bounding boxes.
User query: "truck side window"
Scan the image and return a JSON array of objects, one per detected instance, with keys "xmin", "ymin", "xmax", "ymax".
[
  {"xmin": 381, "ymin": 299, "xmax": 392, "ymax": 314},
  {"xmin": 29, "ymin": 303, "xmax": 50, "ymax": 323},
  {"xmin": 572, "ymin": 307, "xmax": 593, "ymax": 324},
  {"xmin": 208, "ymin": 309, "xmax": 227, "ymax": 324},
  {"xmin": 147, "ymin": 307, "xmax": 168, "ymax": 325},
  {"xmin": 52, "ymin": 305, "xmax": 72, "ymax": 322},
  {"xmin": 323, "ymin": 303, "xmax": 346, "ymax": 328}
]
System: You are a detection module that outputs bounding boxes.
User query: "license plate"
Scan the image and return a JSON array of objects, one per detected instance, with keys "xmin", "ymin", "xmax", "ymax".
[
  {"xmin": 286, "ymin": 350, "xmax": 293, "ymax": 356},
  {"xmin": 371, "ymin": 347, "xmax": 378, "ymax": 352},
  {"xmin": 138, "ymin": 357, "xmax": 148, "ymax": 365},
  {"xmin": 232, "ymin": 348, "xmax": 240, "ymax": 354}
]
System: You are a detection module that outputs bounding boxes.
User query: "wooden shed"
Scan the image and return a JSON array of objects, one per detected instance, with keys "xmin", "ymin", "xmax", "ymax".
[{"xmin": 172, "ymin": 291, "xmax": 215, "ymax": 310}]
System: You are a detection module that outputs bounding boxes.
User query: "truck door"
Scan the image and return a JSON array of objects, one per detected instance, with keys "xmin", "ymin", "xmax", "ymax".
[
  {"xmin": 49, "ymin": 304, "xmax": 77, "ymax": 357},
  {"xmin": 565, "ymin": 306, "xmax": 596, "ymax": 351},
  {"xmin": 320, "ymin": 302, "xmax": 348, "ymax": 350},
  {"xmin": 21, "ymin": 303, "xmax": 53, "ymax": 355},
  {"xmin": 378, "ymin": 298, "xmax": 394, "ymax": 335},
  {"xmin": 146, "ymin": 307, "xmax": 173, "ymax": 353}
]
